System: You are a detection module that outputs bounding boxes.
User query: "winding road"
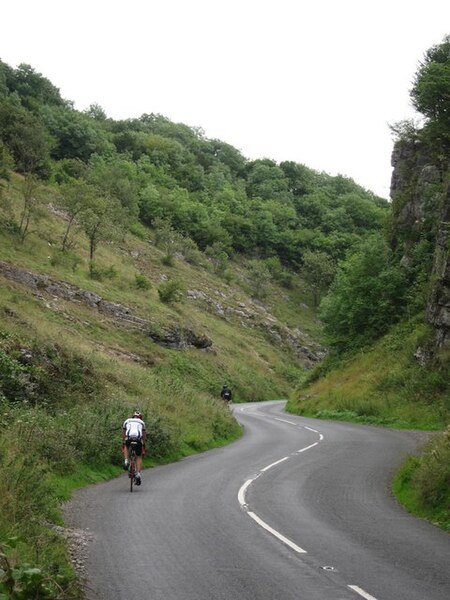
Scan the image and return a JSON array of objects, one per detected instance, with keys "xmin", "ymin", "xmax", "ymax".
[{"xmin": 66, "ymin": 401, "xmax": 450, "ymax": 600}]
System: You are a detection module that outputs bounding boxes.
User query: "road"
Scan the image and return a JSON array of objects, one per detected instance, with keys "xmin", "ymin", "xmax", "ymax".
[{"xmin": 66, "ymin": 401, "xmax": 450, "ymax": 600}]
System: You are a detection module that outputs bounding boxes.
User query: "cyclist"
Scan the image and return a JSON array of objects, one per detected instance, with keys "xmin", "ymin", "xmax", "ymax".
[
  {"xmin": 122, "ymin": 410, "xmax": 146, "ymax": 486},
  {"xmin": 220, "ymin": 384, "xmax": 232, "ymax": 404}
]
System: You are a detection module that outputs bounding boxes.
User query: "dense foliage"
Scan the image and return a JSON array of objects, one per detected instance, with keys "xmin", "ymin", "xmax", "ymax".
[
  {"xmin": 320, "ymin": 234, "xmax": 408, "ymax": 352},
  {"xmin": 0, "ymin": 59, "xmax": 387, "ymax": 282},
  {"xmin": 318, "ymin": 34, "xmax": 450, "ymax": 356}
]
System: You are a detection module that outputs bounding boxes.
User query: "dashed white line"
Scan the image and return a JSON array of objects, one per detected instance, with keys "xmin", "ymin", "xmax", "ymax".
[
  {"xmin": 274, "ymin": 417, "xmax": 297, "ymax": 425},
  {"xmin": 297, "ymin": 442, "xmax": 318, "ymax": 453},
  {"xmin": 248, "ymin": 512, "xmax": 307, "ymax": 553},
  {"xmin": 238, "ymin": 409, "xmax": 380, "ymax": 600},
  {"xmin": 260, "ymin": 456, "xmax": 289, "ymax": 472},
  {"xmin": 348, "ymin": 585, "xmax": 378, "ymax": 600},
  {"xmin": 238, "ymin": 429, "xmax": 323, "ymax": 556}
]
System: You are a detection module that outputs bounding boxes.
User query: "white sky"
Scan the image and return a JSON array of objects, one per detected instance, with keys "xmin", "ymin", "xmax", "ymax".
[{"xmin": 1, "ymin": 0, "xmax": 449, "ymax": 198}]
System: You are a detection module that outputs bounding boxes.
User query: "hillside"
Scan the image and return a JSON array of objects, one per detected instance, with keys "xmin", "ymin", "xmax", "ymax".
[
  {"xmin": 0, "ymin": 56, "xmax": 393, "ymax": 597},
  {"xmin": 0, "ymin": 172, "xmax": 320, "ymax": 598},
  {"xmin": 288, "ymin": 35, "xmax": 450, "ymax": 531}
]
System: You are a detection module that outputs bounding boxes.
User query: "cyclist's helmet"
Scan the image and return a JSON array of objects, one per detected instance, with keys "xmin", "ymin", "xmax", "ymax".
[{"xmin": 133, "ymin": 409, "xmax": 143, "ymax": 419}]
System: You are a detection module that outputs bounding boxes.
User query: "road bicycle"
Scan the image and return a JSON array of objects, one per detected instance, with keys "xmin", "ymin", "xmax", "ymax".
[{"xmin": 127, "ymin": 440, "xmax": 139, "ymax": 493}]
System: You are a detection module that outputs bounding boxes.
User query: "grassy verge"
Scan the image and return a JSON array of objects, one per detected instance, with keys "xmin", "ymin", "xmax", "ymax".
[
  {"xmin": 287, "ymin": 318, "xmax": 450, "ymax": 430},
  {"xmin": 393, "ymin": 428, "xmax": 450, "ymax": 532},
  {"xmin": 287, "ymin": 317, "xmax": 450, "ymax": 533}
]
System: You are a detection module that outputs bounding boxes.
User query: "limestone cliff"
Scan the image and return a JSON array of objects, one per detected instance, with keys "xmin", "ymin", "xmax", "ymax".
[{"xmin": 390, "ymin": 136, "xmax": 450, "ymax": 351}]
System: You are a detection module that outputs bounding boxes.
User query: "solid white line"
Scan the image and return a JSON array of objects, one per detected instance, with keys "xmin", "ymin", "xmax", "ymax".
[
  {"xmin": 260, "ymin": 456, "xmax": 289, "ymax": 472},
  {"xmin": 297, "ymin": 442, "xmax": 318, "ymax": 453},
  {"xmin": 238, "ymin": 479, "xmax": 253, "ymax": 507},
  {"xmin": 248, "ymin": 511, "xmax": 307, "ymax": 554},
  {"xmin": 274, "ymin": 417, "xmax": 297, "ymax": 425},
  {"xmin": 348, "ymin": 585, "xmax": 378, "ymax": 600}
]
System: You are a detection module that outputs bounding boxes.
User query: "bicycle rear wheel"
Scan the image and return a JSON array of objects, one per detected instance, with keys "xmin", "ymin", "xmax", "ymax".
[{"xmin": 129, "ymin": 452, "xmax": 136, "ymax": 493}]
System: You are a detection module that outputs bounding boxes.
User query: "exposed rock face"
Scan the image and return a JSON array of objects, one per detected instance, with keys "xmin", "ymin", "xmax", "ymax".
[
  {"xmin": 391, "ymin": 138, "xmax": 450, "ymax": 351},
  {"xmin": 0, "ymin": 261, "xmax": 212, "ymax": 350},
  {"xmin": 390, "ymin": 139, "xmax": 441, "ymax": 256},
  {"xmin": 185, "ymin": 288, "xmax": 324, "ymax": 367},
  {"xmin": 425, "ymin": 184, "xmax": 450, "ymax": 347},
  {"xmin": 0, "ymin": 262, "xmax": 323, "ymax": 366}
]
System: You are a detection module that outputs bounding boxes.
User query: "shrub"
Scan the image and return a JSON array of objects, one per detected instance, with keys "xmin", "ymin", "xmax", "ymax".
[
  {"xmin": 50, "ymin": 249, "xmax": 82, "ymax": 272},
  {"xmin": 89, "ymin": 263, "xmax": 117, "ymax": 280},
  {"xmin": 158, "ymin": 279, "xmax": 185, "ymax": 304},
  {"xmin": 135, "ymin": 273, "xmax": 151, "ymax": 290},
  {"xmin": 413, "ymin": 427, "xmax": 450, "ymax": 508}
]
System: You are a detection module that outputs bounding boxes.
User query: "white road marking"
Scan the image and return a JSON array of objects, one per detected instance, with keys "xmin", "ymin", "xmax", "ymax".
[
  {"xmin": 248, "ymin": 512, "xmax": 307, "ymax": 553},
  {"xmin": 274, "ymin": 417, "xmax": 297, "ymax": 425},
  {"xmin": 260, "ymin": 456, "xmax": 289, "ymax": 472},
  {"xmin": 297, "ymin": 442, "xmax": 318, "ymax": 453},
  {"xmin": 348, "ymin": 585, "xmax": 378, "ymax": 600},
  {"xmin": 238, "ymin": 479, "xmax": 253, "ymax": 507},
  {"xmin": 238, "ymin": 409, "xmax": 379, "ymax": 599}
]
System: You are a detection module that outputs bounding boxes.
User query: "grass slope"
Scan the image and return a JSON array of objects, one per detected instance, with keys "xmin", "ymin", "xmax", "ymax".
[
  {"xmin": 0, "ymin": 173, "xmax": 318, "ymax": 597},
  {"xmin": 287, "ymin": 317, "xmax": 450, "ymax": 532}
]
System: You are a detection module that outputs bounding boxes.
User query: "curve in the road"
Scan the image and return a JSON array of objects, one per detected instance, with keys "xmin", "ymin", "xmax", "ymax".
[{"xmin": 236, "ymin": 406, "xmax": 378, "ymax": 600}]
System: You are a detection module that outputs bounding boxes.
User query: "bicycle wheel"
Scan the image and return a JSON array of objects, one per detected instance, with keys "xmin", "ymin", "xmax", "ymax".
[{"xmin": 129, "ymin": 450, "xmax": 136, "ymax": 493}]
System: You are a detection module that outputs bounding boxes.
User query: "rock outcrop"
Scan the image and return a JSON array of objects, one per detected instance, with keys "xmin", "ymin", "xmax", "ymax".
[
  {"xmin": 391, "ymin": 137, "xmax": 450, "ymax": 352},
  {"xmin": 0, "ymin": 261, "xmax": 212, "ymax": 351}
]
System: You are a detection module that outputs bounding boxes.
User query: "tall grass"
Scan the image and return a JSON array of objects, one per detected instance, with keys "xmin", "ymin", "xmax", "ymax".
[
  {"xmin": 393, "ymin": 427, "xmax": 450, "ymax": 531},
  {"xmin": 287, "ymin": 318, "xmax": 450, "ymax": 430}
]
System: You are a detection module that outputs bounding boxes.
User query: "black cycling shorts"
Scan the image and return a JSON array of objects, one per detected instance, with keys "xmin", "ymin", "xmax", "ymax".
[{"xmin": 125, "ymin": 438, "xmax": 143, "ymax": 456}]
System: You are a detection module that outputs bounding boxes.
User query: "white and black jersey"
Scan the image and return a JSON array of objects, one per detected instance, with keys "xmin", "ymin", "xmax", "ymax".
[{"xmin": 122, "ymin": 417, "xmax": 146, "ymax": 440}]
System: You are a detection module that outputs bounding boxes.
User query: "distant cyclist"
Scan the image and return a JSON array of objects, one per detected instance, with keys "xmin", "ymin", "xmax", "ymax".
[
  {"xmin": 122, "ymin": 410, "xmax": 146, "ymax": 486},
  {"xmin": 220, "ymin": 384, "xmax": 232, "ymax": 404}
]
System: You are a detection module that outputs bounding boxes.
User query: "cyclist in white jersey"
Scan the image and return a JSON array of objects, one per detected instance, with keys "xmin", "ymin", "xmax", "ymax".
[{"xmin": 122, "ymin": 410, "xmax": 146, "ymax": 485}]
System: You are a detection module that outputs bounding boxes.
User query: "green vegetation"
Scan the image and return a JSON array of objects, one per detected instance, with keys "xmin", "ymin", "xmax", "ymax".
[
  {"xmin": 289, "ymin": 35, "xmax": 450, "ymax": 531},
  {"xmin": 0, "ymin": 34, "xmax": 449, "ymax": 596},
  {"xmin": 393, "ymin": 427, "xmax": 450, "ymax": 531},
  {"xmin": 287, "ymin": 318, "xmax": 449, "ymax": 429}
]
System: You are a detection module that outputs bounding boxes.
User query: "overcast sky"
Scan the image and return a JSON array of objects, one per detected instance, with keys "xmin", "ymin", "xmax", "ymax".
[{"xmin": 1, "ymin": 0, "xmax": 449, "ymax": 198}]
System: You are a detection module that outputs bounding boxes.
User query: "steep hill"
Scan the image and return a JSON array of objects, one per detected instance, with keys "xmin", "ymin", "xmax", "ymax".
[{"xmin": 0, "ymin": 58, "xmax": 391, "ymax": 597}]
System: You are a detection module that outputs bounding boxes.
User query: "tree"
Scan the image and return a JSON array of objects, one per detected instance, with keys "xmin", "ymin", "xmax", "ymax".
[
  {"xmin": 246, "ymin": 159, "xmax": 293, "ymax": 203},
  {"xmin": 411, "ymin": 35, "xmax": 450, "ymax": 154},
  {"xmin": 302, "ymin": 250, "xmax": 336, "ymax": 307},
  {"xmin": 41, "ymin": 105, "xmax": 113, "ymax": 161},
  {"xmin": 153, "ymin": 217, "xmax": 183, "ymax": 266},
  {"xmin": 0, "ymin": 96, "xmax": 54, "ymax": 175},
  {"xmin": 411, "ymin": 35, "xmax": 450, "ymax": 124},
  {"xmin": 88, "ymin": 156, "xmax": 139, "ymax": 220},
  {"xmin": 78, "ymin": 195, "xmax": 125, "ymax": 271},
  {"xmin": 205, "ymin": 241, "xmax": 229, "ymax": 275},
  {"xmin": 246, "ymin": 261, "xmax": 271, "ymax": 300},
  {"xmin": 320, "ymin": 234, "xmax": 408, "ymax": 352},
  {"xmin": 58, "ymin": 180, "xmax": 97, "ymax": 251},
  {"xmin": 18, "ymin": 176, "xmax": 42, "ymax": 242},
  {"xmin": 7, "ymin": 63, "xmax": 65, "ymax": 111}
]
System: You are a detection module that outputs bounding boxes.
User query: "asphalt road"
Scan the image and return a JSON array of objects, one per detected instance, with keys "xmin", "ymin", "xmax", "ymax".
[{"xmin": 66, "ymin": 401, "xmax": 450, "ymax": 600}]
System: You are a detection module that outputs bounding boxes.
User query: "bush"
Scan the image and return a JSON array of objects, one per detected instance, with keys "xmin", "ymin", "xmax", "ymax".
[
  {"xmin": 50, "ymin": 249, "xmax": 82, "ymax": 272},
  {"xmin": 413, "ymin": 427, "xmax": 450, "ymax": 508},
  {"xmin": 89, "ymin": 263, "xmax": 117, "ymax": 280},
  {"xmin": 135, "ymin": 273, "xmax": 152, "ymax": 290},
  {"xmin": 158, "ymin": 279, "xmax": 185, "ymax": 304}
]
